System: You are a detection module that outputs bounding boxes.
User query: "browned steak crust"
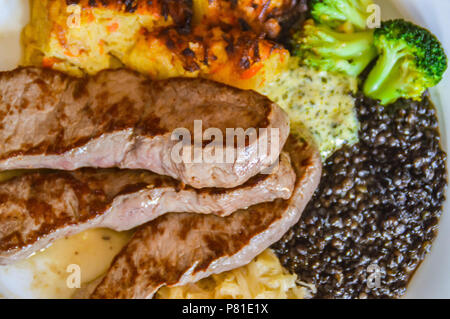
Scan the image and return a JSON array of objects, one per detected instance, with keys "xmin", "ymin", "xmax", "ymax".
[
  {"xmin": 0, "ymin": 67, "xmax": 289, "ymax": 188},
  {"xmin": 0, "ymin": 153, "xmax": 295, "ymax": 265},
  {"xmin": 90, "ymin": 135, "xmax": 322, "ymax": 299}
]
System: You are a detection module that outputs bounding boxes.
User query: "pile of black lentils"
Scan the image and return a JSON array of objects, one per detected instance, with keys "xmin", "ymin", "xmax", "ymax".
[{"xmin": 273, "ymin": 94, "xmax": 447, "ymax": 298}]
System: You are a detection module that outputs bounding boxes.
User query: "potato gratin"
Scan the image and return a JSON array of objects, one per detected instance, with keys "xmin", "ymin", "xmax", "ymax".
[
  {"xmin": 23, "ymin": 0, "xmax": 192, "ymax": 75},
  {"xmin": 23, "ymin": 0, "xmax": 290, "ymax": 90}
]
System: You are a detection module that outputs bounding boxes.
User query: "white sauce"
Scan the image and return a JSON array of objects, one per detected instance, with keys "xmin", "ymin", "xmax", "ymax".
[{"xmin": 0, "ymin": 229, "xmax": 131, "ymax": 299}]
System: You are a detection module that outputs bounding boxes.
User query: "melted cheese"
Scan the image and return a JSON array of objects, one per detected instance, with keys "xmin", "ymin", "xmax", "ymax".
[{"xmin": 260, "ymin": 57, "xmax": 359, "ymax": 159}]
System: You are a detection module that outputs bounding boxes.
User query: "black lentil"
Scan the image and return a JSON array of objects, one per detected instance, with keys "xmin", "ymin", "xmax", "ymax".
[{"xmin": 273, "ymin": 95, "xmax": 447, "ymax": 298}]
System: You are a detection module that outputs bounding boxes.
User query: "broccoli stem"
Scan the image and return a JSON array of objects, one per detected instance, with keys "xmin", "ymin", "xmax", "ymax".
[
  {"xmin": 363, "ymin": 46, "xmax": 407, "ymax": 95},
  {"xmin": 371, "ymin": 64, "xmax": 407, "ymax": 104},
  {"xmin": 313, "ymin": 29, "xmax": 375, "ymax": 59},
  {"xmin": 348, "ymin": 47, "xmax": 378, "ymax": 75}
]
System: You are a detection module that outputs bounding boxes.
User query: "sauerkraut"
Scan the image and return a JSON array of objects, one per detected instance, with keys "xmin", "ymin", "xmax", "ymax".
[{"xmin": 156, "ymin": 249, "xmax": 310, "ymax": 299}]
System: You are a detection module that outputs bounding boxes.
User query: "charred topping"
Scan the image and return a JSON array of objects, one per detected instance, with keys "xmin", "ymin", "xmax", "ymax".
[
  {"xmin": 240, "ymin": 56, "xmax": 251, "ymax": 70},
  {"xmin": 223, "ymin": 35, "xmax": 235, "ymax": 54},
  {"xmin": 64, "ymin": 0, "xmax": 193, "ymax": 30},
  {"xmin": 146, "ymin": 25, "xmax": 285, "ymax": 77},
  {"xmin": 181, "ymin": 47, "xmax": 195, "ymax": 58},
  {"xmin": 238, "ymin": 18, "xmax": 252, "ymax": 32}
]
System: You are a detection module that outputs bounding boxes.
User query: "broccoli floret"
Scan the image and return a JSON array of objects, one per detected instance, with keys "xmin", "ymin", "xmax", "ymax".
[
  {"xmin": 363, "ymin": 19, "xmax": 448, "ymax": 105},
  {"xmin": 292, "ymin": 19, "xmax": 377, "ymax": 77},
  {"xmin": 311, "ymin": 0, "xmax": 374, "ymax": 31}
]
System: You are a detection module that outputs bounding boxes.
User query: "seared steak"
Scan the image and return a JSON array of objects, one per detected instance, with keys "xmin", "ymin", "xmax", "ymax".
[
  {"xmin": 90, "ymin": 135, "xmax": 321, "ymax": 299},
  {"xmin": 0, "ymin": 67, "xmax": 289, "ymax": 188},
  {"xmin": 0, "ymin": 153, "xmax": 295, "ymax": 265}
]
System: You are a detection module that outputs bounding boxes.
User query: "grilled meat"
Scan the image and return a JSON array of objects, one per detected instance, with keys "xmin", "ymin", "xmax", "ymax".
[
  {"xmin": 0, "ymin": 67, "xmax": 289, "ymax": 188},
  {"xmin": 90, "ymin": 135, "xmax": 321, "ymax": 299},
  {"xmin": 0, "ymin": 152, "xmax": 295, "ymax": 265}
]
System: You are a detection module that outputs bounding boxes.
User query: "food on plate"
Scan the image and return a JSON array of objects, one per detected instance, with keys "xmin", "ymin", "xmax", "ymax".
[
  {"xmin": 22, "ymin": 0, "xmax": 193, "ymax": 76},
  {"xmin": 292, "ymin": 19, "xmax": 377, "ymax": 77},
  {"xmin": 0, "ymin": 0, "xmax": 448, "ymax": 300},
  {"xmin": 0, "ymin": 228, "xmax": 131, "ymax": 299},
  {"xmin": 262, "ymin": 56, "xmax": 359, "ymax": 159},
  {"xmin": 90, "ymin": 136, "xmax": 321, "ymax": 299},
  {"xmin": 0, "ymin": 67, "xmax": 289, "ymax": 188},
  {"xmin": 192, "ymin": 0, "xmax": 309, "ymax": 39},
  {"xmin": 363, "ymin": 19, "xmax": 448, "ymax": 105},
  {"xmin": 123, "ymin": 25, "xmax": 289, "ymax": 90},
  {"xmin": 22, "ymin": 0, "xmax": 290, "ymax": 90},
  {"xmin": 295, "ymin": 14, "xmax": 448, "ymax": 104},
  {"xmin": 310, "ymin": 0, "xmax": 374, "ymax": 31},
  {"xmin": 156, "ymin": 249, "xmax": 309, "ymax": 299},
  {"xmin": 291, "ymin": 0, "xmax": 379, "ymax": 78},
  {"xmin": 0, "ymin": 153, "xmax": 295, "ymax": 265},
  {"xmin": 274, "ymin": 95, "xmax": 447, "ymax": 298}
]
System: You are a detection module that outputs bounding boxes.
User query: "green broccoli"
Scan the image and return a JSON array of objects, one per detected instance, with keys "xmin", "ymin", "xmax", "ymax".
[
  {"xmin": 292, "ymin": 19, "xmax": 377, "ymax": 77},
  {"xmin": 311, "ymin": 0, "xmax": 374, "ymax": 31},
  {"xmin": 363, "ymin": 19, "xmax": 448, "ymax": 105}
]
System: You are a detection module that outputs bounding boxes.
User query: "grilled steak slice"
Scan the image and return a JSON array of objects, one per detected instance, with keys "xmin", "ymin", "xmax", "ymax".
[
  {"xmin": 90, "ymin": 135, "xmax": 321, "ymax": 299},
  {"xmin": 0, "ymin": 67, "xmax": 289, "ymax": 188},
  {"xmin": 0, "ymin": 152, "xmax": 294, "ymax": 265}
]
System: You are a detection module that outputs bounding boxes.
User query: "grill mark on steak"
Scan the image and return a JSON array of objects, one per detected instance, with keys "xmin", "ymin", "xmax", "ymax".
[
  {"xmin": 0, "ymin": 67, "xmax": 289, "ymax": 189},
  {"xmin": 0, "ymin": 153, "xmax": 295, "ymax": 265},
  {"xmin": 90, "ymin": 135, "xmax": 322, "ymax": 299}
]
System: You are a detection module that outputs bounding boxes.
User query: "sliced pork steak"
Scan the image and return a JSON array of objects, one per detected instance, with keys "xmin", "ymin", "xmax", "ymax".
[
  {"xmin": 0, "ymin": 67, "xmax": 289, "ymax": 188},
  {"xmin": 0, "ymin": 153, "xmax": 295, "ymax": 265},
  {"xmin": 90, "ymin": 135, "xmax": 321, "ymax": 299}
]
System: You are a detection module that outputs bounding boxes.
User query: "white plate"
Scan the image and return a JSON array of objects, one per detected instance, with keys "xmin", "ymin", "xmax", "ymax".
[
  {"xmin": 379, "ymin": 0, "xmax": 450, "ymax": 299},
  {"xmin": 0, "ymin": 0, "xmax": 448, "ymax": 298}
]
